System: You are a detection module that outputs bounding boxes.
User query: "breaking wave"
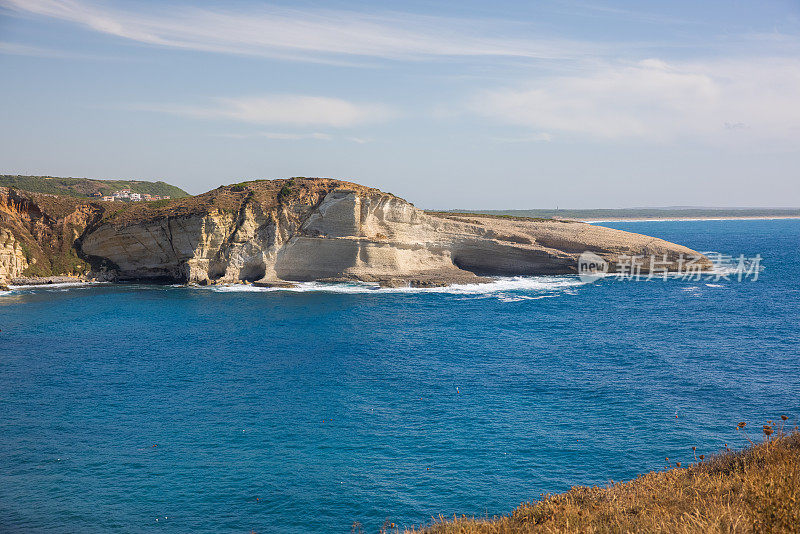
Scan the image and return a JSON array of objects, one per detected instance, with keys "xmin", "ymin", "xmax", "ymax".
[
  {"xmin": 2, "ymin": 276, "xmax": 588, "ymax": 301},
  {"xmin": 205, "ymin": 275, "xmax": 589, "ymax": 300},
  {"xmin": 6, "ymin": 281, "xmax": 103, "ymax": 291}
]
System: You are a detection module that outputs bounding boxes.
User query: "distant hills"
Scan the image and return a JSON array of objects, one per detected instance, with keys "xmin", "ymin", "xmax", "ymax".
[
  {"xmin": 2, "ymin": 175, "xmax": 796, "ymax": 221},
  {"xmin": 0, "ymin": 175, "xmax": 189, "ymax": 199},
  {"xmin": 446, "ymin": 207, "xmax": 800, "ymax": 220}
]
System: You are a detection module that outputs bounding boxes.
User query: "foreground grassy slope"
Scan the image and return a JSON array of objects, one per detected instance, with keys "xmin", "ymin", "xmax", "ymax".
[
  {"xmin": 0, "ymin": 175, "xmax": 189, "ymax": 199},
  {"xmin": 409, "ymin": 426, "xmax": 799, "ymax": 534}
]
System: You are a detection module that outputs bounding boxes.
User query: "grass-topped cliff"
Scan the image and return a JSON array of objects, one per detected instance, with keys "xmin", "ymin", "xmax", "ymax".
[
  {"xmin": 0, "ymin": 175, "xmax": 189, "ymax": 199},
  {"xmin": 96, "ymin": 177, "xmax": 390, "ymax": 226},
  {"xmin": 407, "ymin": 421, "xmax": 799, "ymax": 534},
  {"xmin": 0, "ymin": 178, "xmax": 391, "ymax": 280},
  {"xmin": 0, "ymin": 187, "xmax": 116, "ymax": 277},
  {"xmin": 1, "ymin": 176, "xmax": 710, "ymax": 285}
]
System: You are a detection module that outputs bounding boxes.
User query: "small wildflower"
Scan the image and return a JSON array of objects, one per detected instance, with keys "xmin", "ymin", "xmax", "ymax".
[
  {"xmin": 781, "ymin": 415, "xmax": 788, "ymax": 421},
  {"xmin": 699, "ymin": 455, "xmax": 705, "ymax": 460},
  {"xmin": 763, "ymin": 425, "xmax": 773, "ymax": 437},
  {"xmin": 737, "ymin": 422, "xmax": 746, "ymax": 429}
]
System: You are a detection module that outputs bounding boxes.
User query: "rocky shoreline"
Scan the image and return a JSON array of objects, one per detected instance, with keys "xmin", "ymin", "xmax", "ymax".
[
  {"xmin": 10, "ymin": 275, "xmax": 90, "ymax": 286},
  {"xmin": 2, "ymin": 273, "xmax": 482, "ymax": 291}
]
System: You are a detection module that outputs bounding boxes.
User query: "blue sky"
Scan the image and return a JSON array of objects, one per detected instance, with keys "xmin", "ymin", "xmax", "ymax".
[{"xmin": 1, "ymin": 0, "xmax": 799, "ymax": 208}]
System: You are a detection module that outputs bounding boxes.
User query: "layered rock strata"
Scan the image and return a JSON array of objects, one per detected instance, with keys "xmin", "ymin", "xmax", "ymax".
[{"xmin": 78, "ymin": 179, "xmax": 710, "ymax": 286}]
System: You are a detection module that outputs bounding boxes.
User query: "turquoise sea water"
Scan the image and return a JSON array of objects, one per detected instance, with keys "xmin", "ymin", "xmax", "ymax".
[{"xmin": 1, "ymin": 220, "xmax": 799, "ymax": 533}]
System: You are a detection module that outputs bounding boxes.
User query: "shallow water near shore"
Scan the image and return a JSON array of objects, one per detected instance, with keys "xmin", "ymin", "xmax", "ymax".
[{"xmin": 1, "ymin": 219, "xmax": 799, "ymax": 533}]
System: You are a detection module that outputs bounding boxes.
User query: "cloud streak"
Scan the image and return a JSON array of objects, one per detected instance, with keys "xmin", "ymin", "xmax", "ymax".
[
  {"xmin": 0, "ymin": 40, "xmax": 122, "ymax": 60},
  {"xmin": 145, "ymin": 95, "xmax": 394, "ymax": 128},
  {"xmin": 214, "ymin": 132, "xmax": 373, "ymax": 143},
  {"xmin": 216, "ymin": 132, "xmax": 332, "ymax": 141},
  {"xmin": 0, "ymin": 0, "xmax": 597, "ymax": 62},
  {"xmin": 472, "ymin": 58, "xmax": 800, "ymax": 143}
]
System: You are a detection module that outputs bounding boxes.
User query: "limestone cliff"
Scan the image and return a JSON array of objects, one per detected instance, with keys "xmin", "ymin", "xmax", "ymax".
[
  {"xmin": 0, "ymin": 179, "xmax": 710, "ymax": 287},
  {"xmin": 0, "ymin": 228, "xmax": 28, "ymax": 286},
  {"xmin": 75, "ymin": 178, "xmax": 709, "ymax": 286}
]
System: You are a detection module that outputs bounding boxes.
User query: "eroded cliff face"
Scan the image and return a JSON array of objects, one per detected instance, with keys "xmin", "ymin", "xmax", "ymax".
[
  {"xmin": 80, "ymin": 181, "xmax": 428, "ymax": 283},
  {"xmin": 0, "ymin": 229, "xmax": 28, "ymax": 285},
  {"xmin": 78, "ymin": 178, "xmax": 710, "ymax": 285},
  {"xmin": 0, "ymin": 187, "xmax": 110, "ymax": 285}
]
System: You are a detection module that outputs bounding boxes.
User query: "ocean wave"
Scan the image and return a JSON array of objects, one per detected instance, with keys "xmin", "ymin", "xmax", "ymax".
[
  {"xmin": 7, "ymin": 282, "xmax": 103, "ymax": 291},
  {"xmin": 205, "ymin": 275, "xmax": 589, "ymax": 298},
  {"xmin": 1, "ymin": 276, "xmax": 588, "ymax": 300},
  {"xmin": 700, "ymin": 250, "xmax": 765, "ymax": 279}
]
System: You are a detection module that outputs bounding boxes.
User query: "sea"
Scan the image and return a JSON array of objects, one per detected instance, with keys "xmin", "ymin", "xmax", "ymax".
[{"xmin": 1, "ymin": 219, "xmax": 798, "ymax": 533}]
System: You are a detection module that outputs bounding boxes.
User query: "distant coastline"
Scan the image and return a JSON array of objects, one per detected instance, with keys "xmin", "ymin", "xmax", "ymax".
[
  {"xmin": 443, "ymin": 208, "xmax": 800, "ymax": 221},
  {"xmin": 582, "ymin": 215, "xmax": 800, "ymax": 223}
]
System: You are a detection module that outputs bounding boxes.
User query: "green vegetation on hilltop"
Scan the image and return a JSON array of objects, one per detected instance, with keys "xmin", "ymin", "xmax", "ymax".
[
  {"xmin": 278, "ymin": 177, "xmax": 296, "ymax": 201},
  {"xmin": 0, "ymin": 175, "xmax": 190, "ymax": 199},
  {"xmin": 425, "ymin": 211, "xmax": 564, "ymax": 223},
  {"xmin": 0, "ymin": 188, "xmax": 125, "ymax": 277}
]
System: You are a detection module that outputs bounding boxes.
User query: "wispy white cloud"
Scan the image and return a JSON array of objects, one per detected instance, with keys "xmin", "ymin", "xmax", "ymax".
[
  {"xmin": 490, "ymin": 133, "xmax": 553, "ymax": 143},
  {"xmin": 346, "ymin": 136, "xmax": 372, "ymax": 144},
  {"xmin": 0, "ymin": 41, "xmax": 69, "ymax": 57},
  {"xmin": 0, "ymin": 0, "xmax": 597, "ymax": 62},
  {"xmin": 214, "ymin": 132, "xmax": 372, "ymax": 143},
  {"xmin": 551, "ymin": 0, "xmax": 699, "ymax": 26},
  {"xmin": 0, "ymin": 40, "xmax": 120, "ymax": 60},
  {"xmin": 216, "ymin": 132, "xmax": 332, "ymax": 141},
  {"xmin": 471, "ymin": 58, "xmax": 800, "ymax": 144},
  {"xmin": 144, "ymin": 95, "xmax": 394, "ymax": 128}
]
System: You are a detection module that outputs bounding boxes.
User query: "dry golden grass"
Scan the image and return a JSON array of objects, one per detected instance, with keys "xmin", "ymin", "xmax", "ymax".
[
  {"xmin": 405, "ymin": 426, "xmax": 799, "ymax": 534},
  {"xmin": 102, "ymin": 177, "xmax": 388, "ymax": 225}
]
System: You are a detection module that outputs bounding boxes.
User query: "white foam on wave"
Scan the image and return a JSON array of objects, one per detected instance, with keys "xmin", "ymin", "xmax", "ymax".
[
  {"xmin": 7, "ymin": 281, "xmax": 103, "ymax": 291},
  {"xmin": 1, "ymin": 276, "xmax": 589, "ymax": 302},
  {"xmin": 496, "ymin": 293, "xmax": 560, "ymax": 302},
  {"xmin": 700, "ymin": 250, "xmax": 765, "ymax": 280},
  {"xmin": 205, "ymin": 275, "xmax": 589, "ymax": 299}
]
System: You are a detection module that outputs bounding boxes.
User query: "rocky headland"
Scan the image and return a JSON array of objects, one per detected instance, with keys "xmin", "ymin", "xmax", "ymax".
[{"xmin": 0, "ymin": 178, "xmax": 710, "ymax": 289}]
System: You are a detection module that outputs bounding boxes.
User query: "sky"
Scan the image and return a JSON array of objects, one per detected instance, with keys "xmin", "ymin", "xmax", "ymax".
[{"xmin": 1, "ymin": 0, "xmax": 799, "ymax": 209}]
